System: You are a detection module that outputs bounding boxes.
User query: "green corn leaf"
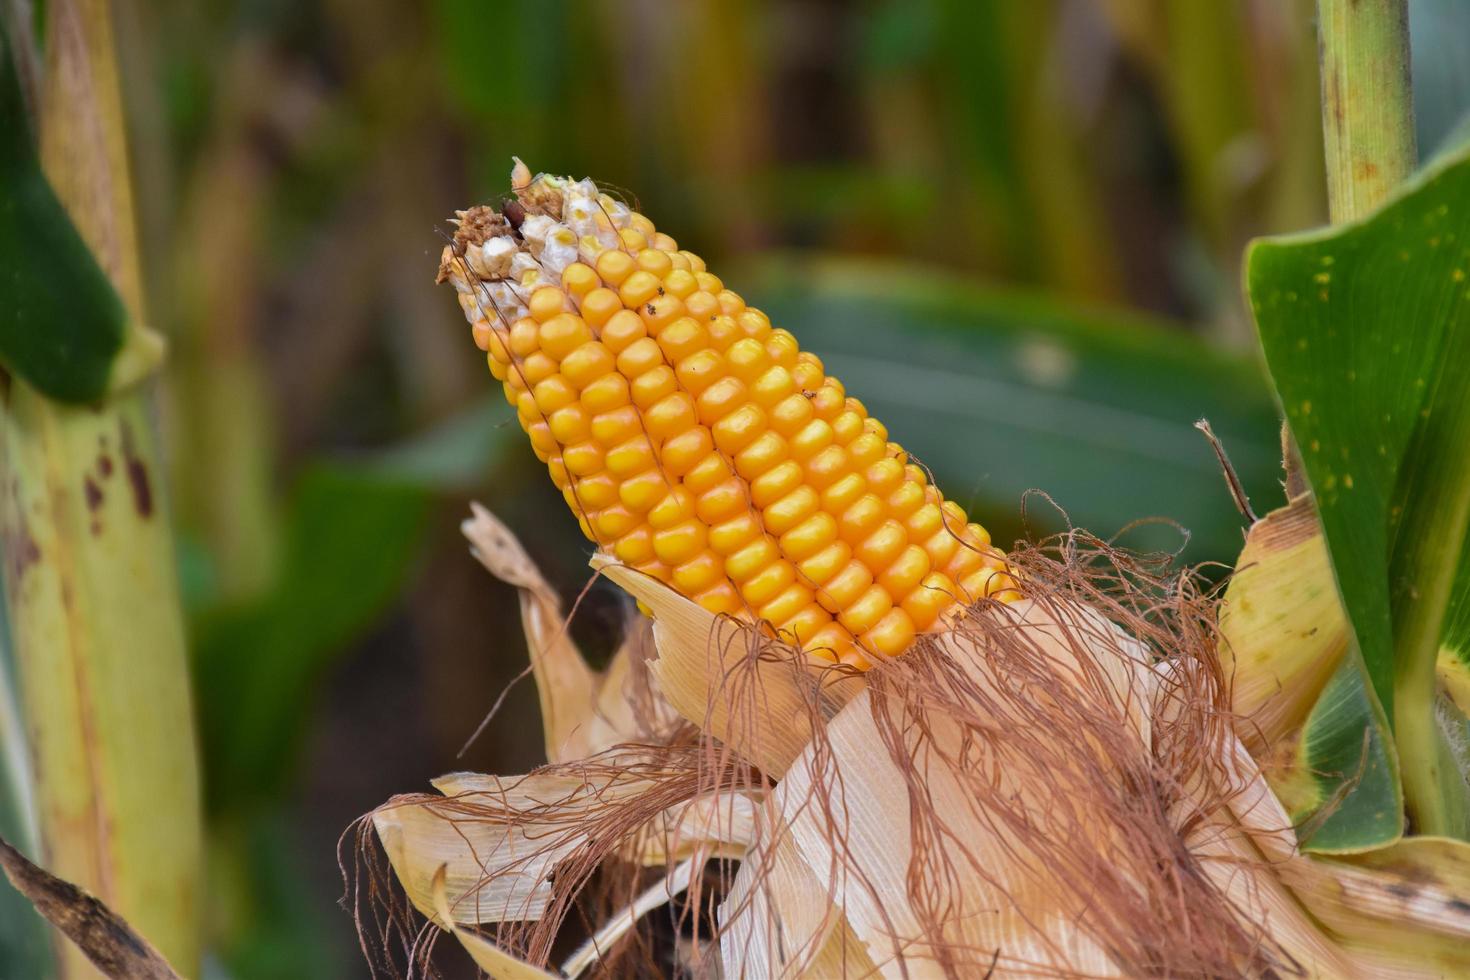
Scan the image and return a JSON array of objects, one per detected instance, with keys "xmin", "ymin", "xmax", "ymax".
[
  {"xmin": 1247, "ymin": 143, "xmax": 1470, "ymax": 837},
  {"xmin": 0, "ymin": 24, "xmax": 126, "ymax": 403}
]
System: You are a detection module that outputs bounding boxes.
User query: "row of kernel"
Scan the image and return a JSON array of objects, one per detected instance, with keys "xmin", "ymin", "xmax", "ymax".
[{"xmin": 581, "ymin": 241, "xmax": 839, "ymax": 637}]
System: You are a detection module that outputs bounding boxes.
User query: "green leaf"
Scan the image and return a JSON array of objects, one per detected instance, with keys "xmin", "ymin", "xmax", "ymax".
[
  {"xmin": 193, "ymin": 464, "xmax": 432, "ymax": 813},
  {"xmin": 744, "ymin": 257, "xmax": 1281, "ymax": 564},
  {"xmin": 0, "ymin": 24, "xmax": 126, "ymax": 403},
  {"xmin": 1247, "ymin": 146, "xmax": 1470, "ymax": 836}
]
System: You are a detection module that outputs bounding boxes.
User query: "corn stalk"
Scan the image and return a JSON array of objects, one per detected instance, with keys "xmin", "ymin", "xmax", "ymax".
[{"xmin": 0, "ymin": 0, "xmax": 201, "ymax": 974}]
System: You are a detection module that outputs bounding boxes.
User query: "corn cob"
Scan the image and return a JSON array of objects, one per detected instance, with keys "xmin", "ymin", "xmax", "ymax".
[{"xmin": 437, "ymin": 161, "xmax": 1017, "ymax": 668}]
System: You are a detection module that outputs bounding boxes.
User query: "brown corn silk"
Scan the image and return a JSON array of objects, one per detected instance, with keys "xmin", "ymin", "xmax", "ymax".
[
  {"xmin": 435, "ymin": 162, "xmax": 1016, "ymax": 669},
  {"xmin": 353, "ymin": 505, "xmax": 1470, "ymax": 978}
]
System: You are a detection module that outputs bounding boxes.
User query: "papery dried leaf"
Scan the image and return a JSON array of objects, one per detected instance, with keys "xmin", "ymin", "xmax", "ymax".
[
  {"xmin": 429, "ymin": 865, "xmax": 560, "ymax": 979},
  {"xmin": 598, "ymin": 558, "xmax": 863, "ymax": 777},
  {"xmin": 561, "ymin": 857, "xmax": 702, "ymax": 978}
]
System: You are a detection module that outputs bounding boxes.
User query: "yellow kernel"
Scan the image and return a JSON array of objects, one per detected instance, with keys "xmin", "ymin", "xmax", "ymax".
[
  {"xmin": 618, "ymin": 227, "xmax": 648, "ymax": 251},
  {"xmin": 539, "ymin": 314, "xmax": 593, "ymax": 361},
  {"xmin": 792, "ymin": 358, "xmax": 823, "ymax": 391},
  {"xmin": 734, "ymin": 431, "xmax": 787, "ymax": 480},
  {"xmin": 653, "ymin": 521, "xmax": 707, "ymax": 565},
  {"xmin": 831, "ymin": 411, "xmax": 865, "ymax": 445},
  {"xmin": 600, "ymin": 309, "xmax": 647, "ymax": 354},
  {"xmin": 509, "ymin": 318, "xmax": 540, "ymax": 356},
  {"xmin": 768, "ymin": 391, "xmax": 814, "ymax": 435},
  {"xmin": 806, "ymin": 446, "xmax": 851, "ymax": 489},
  {"xmin": 713, "ymin": 404, "xmax": 766, "ymax": 453},
  {"xmin": 718, "ymin": 290, "xmax": 746, "ymax": 315},
  {"xmin": 530, "ymin": 286, "xmax": 567, "ymax": 323},
  {"xmin": 741, "ymin": 310, "xmax": 773, "ymax": 340},
  {"xmin": 805, "ymin": 624, "xmax": 853, "ymax": 662},
  {"xmin": 562, "ymin": 441, "xmax": 605, "ymax": 476},
  {"xmin": 560, "ymin": 341, "xmax": 615, "ymax": 389},
  {"xmin": 620, "ymin": 470, "xmax": 670, "ymax": 512},
  {"xmin": 628, "ymin": 213, "xmax": 656, "ymax": 237},
  {"xmin": 839, "ymin": 584, "xmax": 893, "ymax": 635},
  {"xmin": 533, "ymin": 375, "xmax": 578, "ymax": 414},
  {"xmin": 595, "ymin": 249, "xmax": 636, "ymax": 286},
  {"xmin": 780, "ymin": 512, "xmax": 838, "ymax": 561},
  {"xmin": 631, "ymin": 364, "xmax": 678, "ymax": 409},
  {"xmin": 764, "ymin": 486, "xmax": 819, "ymax": 535},
  {"xmin": 576, "ymin": 473, "xmax": 619, "ymax": 509},
  {"xmin": 865, "ymin": 458, "xmax": 904, "ymax": 495},
  {"xmin": 726, "ymin": 538, "xmax": 779, "ymax": 582},
  {"xmin": 619, "ymin": 270, "xmax": 662, "ymax": 308},
  {"xmin": 591, "ymin": 405, "xmax": 641, "ymax": 445},
  {"xmin": 787, "ymin": 419, "xmax": 834, "ymax": 461},
  {"xmin": 614, "ymin": 526, "xmax": 655, "ymax": 565},
  {"xmin": 696, "ymin": 479, "xmax": 747, "ymax": 523},
  {"xmin": 749, "ymin": 365, "xmax": 797, "ymax": 408},
  {"xmin": 520, "ymin": 351, "xmax": 558, "ymax": 385},
  {"xmin": 696, "ymin": 376, "xmax": 746, "ymax": 424},
  {"xmin": 798, "ymin": 541, "xmax": 851, "ymax": 585},
  {"xmin": 709, "ymin": 512, "xmax": 763, "ymax": 554},
  {"xmin": 880, "ymin": 546, "xmax": 932, "ymax": 597},
  {"xmin": 637, "ymin": 248, "xmax": 673, "ymax": 277},
  {"xmin": 647, "ymin": 487, "xmax": 695, "ymax": 530},
  {"xmin": 651, "ymin": 232, "xmax": 678, "ymax": 251},
  {"xmin": 860, "ymin": 608, "xmax": 916, "ymax": 657},
  {"xmin": 750, "ymin": 460, "xmax": 803, "ymax": 507},
  {"xmin": 672, "ymin": 552, "xmax": 724, "ymax": 594},
  {"xmin": 685, "ymin": 291, "xmax": 719, "ymax": 320},
  {"xmin": 667, "ymin": 252, "xmax": 692, "ymax": 273},
  {"xmin": 693, "ymin": 270, "xmax": 721, "ymax": 292},
  {"xmin": 924, "ymin": 528, "xmax": 961, "ymax": 569},
  {"xmin": 811, "ymin": 384, "xmax": 845, "ymax": 419},
  {"xmin": 471, "ymin": 319, "xmax": 494, "ymax": 352},
  {"xmin": 594, "ymin": 505, "xmax": 639, "ymax": 539},
  {"xmin": 549, "ymin": 458, "xmax": 571, "ymax": 491},
  {"xmin": 561, "ymin": 262, "xmax": 599, "ymax": 299},
  {"xmin": 549, "ymin": 404, "xmax": 591, "ymax": 444},
  {"xmin": 580, "ymin": 373, "xmax": 630, "ymax": 413},
  {"xmin": 725, "ymin": 338, "xmax": 772, "ymax": 383},
  {"xmin": 840, "ymin": 495, "xmax": 886, "ymax": 543},
  {"xmin": 605, "ymin": 437, "xmax": 656, "ymax": 477},
  {"xmin": 617, "ymin": 337, "xmax": 666, "ymax": 380},
  {"xmin": 677, "ymin": 350, "xmax": 727, "ymax": 396},
  {"xmin": 742, "ymin": 560, "xmax": 796, "ymax": 606},
  {"xmin": 818, "ymin": 561, "xmax": 874, "ymax": 614},
  {"xmin": 762, "ymin": 586, "xmax": 817, "ymax": 632},
  {"xmin": 904, "ymin": 573, "xmax": 957, "ymax": 630},
  {"xmin": 889, "ymin": 483, "xmax": 928, "ymax": 520},
  {"xmin": 708, "ymin": 314, "xmax": 741, "ymax": 349},
  {"xmin": 866, "ymin": 418, "xmax": 890, "ymax": 441},
  {"xmin": 488, "ymin": 353, "xmax": 508, "ymax": 381},
  {"xmin": 644, "ymin": 392, "xmax": 697, "ymax": 440},
  {"xmin": 660, "ymin": 428, "xmax": 714, "ymax": 477},
  {"xmin": 684, "ymin": 454, "xmax": 732, "ymax": 494},
  {"xmin": 857, "ymin": 521, "xmax": 909, "ymax": 570},
  {"xmin": 694, "ymin": 581, "xmax": 744, "ymax": 616},
  {"xmin": 906, "ymin": 502, "xmax": 944, "ymax": 539},
  {"xmin": 641, "ymin": 294, "xmax": 684, "ymax": 334},
  {"xmin": 658, "ymin": 317, "xmax": 710, "ymax": 362},
  {"xmin": 579, "ymin": 287, "xmax": 622, "ymax": 330}
]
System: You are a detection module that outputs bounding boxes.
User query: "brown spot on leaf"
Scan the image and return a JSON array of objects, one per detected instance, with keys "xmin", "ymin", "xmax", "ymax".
[
  {"xmin": 83, "ymin": 477, "xmax": 104, "ymax": 512},
  {"xmin": 98, "ymin": 453, "xmax": 113, "ymax": 478},
  {"xmin": 119, "ymin": 421, "xmax": 154, "ymax": 518}
]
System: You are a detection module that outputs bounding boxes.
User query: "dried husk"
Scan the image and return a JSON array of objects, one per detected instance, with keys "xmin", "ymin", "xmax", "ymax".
[{"xmin": 355, "ymin": 508, "xmax": 1470, "ymax": 979}]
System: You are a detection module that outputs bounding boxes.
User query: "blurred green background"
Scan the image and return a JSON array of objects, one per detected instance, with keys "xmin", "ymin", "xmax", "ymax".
[{"xmin": 4, "ymin": 0, "xmax": 1470, "ymax": 975}]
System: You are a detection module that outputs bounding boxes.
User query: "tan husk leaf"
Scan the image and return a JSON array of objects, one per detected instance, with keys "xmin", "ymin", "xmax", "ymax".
[{"xmin": 355, "ymin": 506, "xmax": 1470, "ymax": 979}]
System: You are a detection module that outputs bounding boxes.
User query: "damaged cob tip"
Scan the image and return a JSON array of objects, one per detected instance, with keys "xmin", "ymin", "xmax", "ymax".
[{"xmin": 437, "ymin": 160, "xmax": 1018, "ymax": 668}]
